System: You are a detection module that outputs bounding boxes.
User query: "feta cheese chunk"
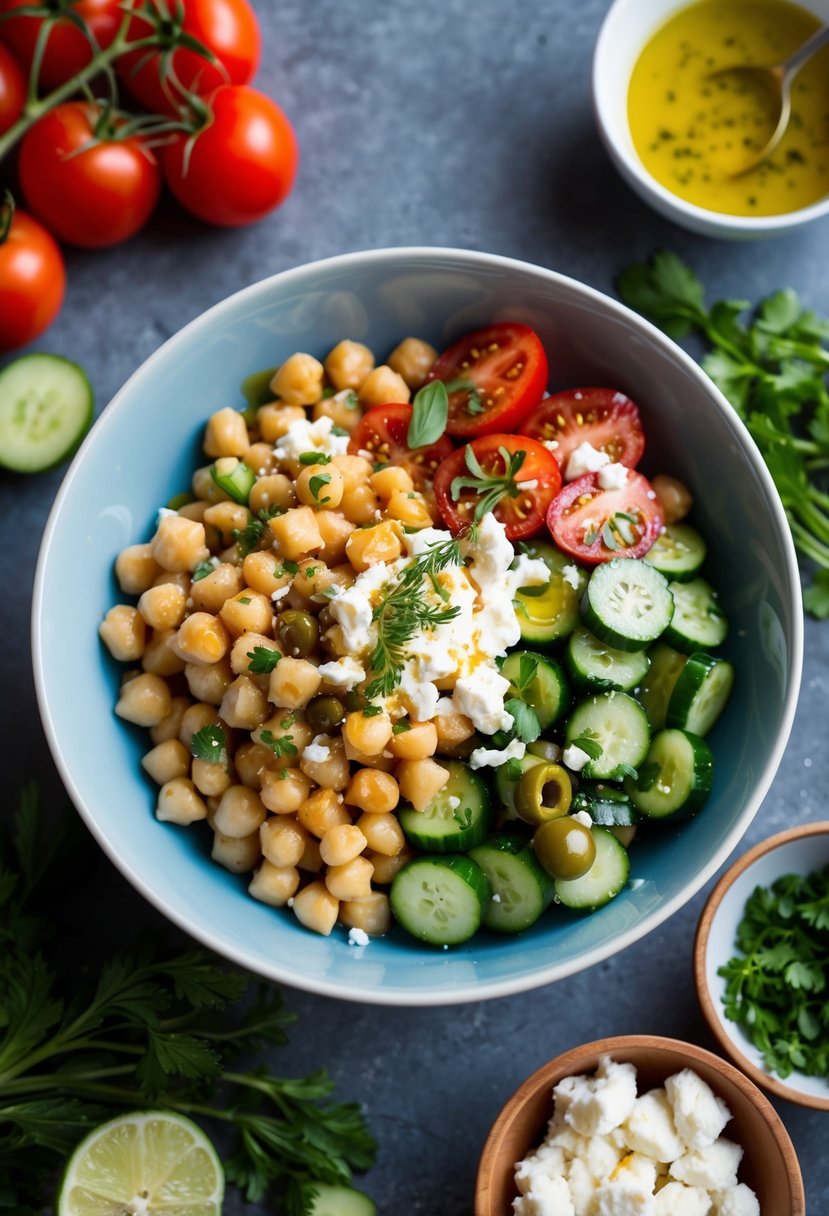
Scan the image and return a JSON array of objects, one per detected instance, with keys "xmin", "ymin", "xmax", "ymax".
[
  {"xmin": 665, "ymin": 1068, "xmax": 731, "ymax": 1151},
  {"xmin": 554, "ymin": 1055, "xmax": 638, "ymax": 1136},
  {"xmin": 303, "ymin": 735, "xmax": 331, "ymax": 763},
  {"xmin": 347, "ymin": 927, "xmax": 369, "ymax": 947},
  {"xmin": 670, "ymin": 1138, "xmax": 743, "ymax": 1190},
  {"xmin": 561, "ymin": 564, "xmax": 581, "ymax": 590},
  {"xmin": 562, "ymin": 744, "xmax": 592, "ymax": 773},
  {"xmin": 512, "ymin": 1173, "xmax": 575, "ymax": 1216},
  {"xmin": 515, "ymin": 1146, "xmax": 568, "ymax": 1195},
  {"xmin": 653, "ymin": 1181, "xmax": 712, "ymax": 1216},
  {"xmin": 565, "ymin": 440, "xmax": 611, "ymax": 481},
  {"xmin": 598, "ymin": 462, "xmax": 629, "ymax": 491},
  {"xmin": 453, "ymin": 663, "xmax": 514, "ymax": 734},
  {"xmin": 623, "ymin": 1088, "xmax": 686, "ymax": 1163},
  {"xmin": 469, "ymin": 737, "xmax": 526, "ymax": 770},
  {"xmin": 273, "ymin": 414, "xmax": 350, "ymax": 462},
  {"xmin": 571, "ymin": 810, "xmax": 593, "ymax": 828},
  {"xmin": 709, "ymin": 1183, "xmax": 760, "ymax": 1216},
  {"xmin": 317, "ymin": 656, "xmax": 366, "ymax": 689},
  {"xmin": 593, "ymin": 1183, "xmax": 655, "ymax": 1216},
  {"xmin": 564, "ymin": 1158, "xmax": 594, "ymax": 1216}
]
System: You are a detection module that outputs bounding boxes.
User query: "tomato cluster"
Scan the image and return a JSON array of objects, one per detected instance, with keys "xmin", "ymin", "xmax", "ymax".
[
  {"xmin": 0, "ymin": 0, "xmax": 299, "ymax": 350},
  {"xmin": 348, "ymin": 322, "xmax": 663, "ymax": 562}
]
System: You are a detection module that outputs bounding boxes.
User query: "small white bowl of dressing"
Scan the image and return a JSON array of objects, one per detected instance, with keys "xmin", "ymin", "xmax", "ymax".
[{"xmin": 592, "ymin": 0, "xmax": 829, "ymax": 238}]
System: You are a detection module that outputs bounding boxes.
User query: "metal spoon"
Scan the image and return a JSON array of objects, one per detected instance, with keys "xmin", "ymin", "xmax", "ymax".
[{"xmin": 711, "ymin": 23, "xmax": 829, "ymax": 176}]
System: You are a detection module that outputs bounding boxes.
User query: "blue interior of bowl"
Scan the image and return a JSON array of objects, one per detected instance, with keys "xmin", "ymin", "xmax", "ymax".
[{"xmin": 33, "ymin": 249, "xmax": 802, "ymax": 1004}]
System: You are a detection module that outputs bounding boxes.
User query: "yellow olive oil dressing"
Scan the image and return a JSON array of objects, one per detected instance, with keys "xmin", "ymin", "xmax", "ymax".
[{"xmin": 628, "ymin": 0, "xmax": 829, "ymax": 215}]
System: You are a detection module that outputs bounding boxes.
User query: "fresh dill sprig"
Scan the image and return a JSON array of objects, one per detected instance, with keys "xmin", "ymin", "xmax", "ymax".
[{"xmin": 363, "ymin": 534, "xmax": 467, "ymax": 699}]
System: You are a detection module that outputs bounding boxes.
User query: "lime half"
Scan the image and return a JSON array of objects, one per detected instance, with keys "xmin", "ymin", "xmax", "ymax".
[{"xmin": 57, "ymin": 1111, "xmax": 224, "ymax": 1216}]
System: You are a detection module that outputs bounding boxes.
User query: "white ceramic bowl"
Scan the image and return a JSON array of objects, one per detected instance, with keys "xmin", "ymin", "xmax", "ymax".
[
  {"xmin": 592, "ymin": 0, "xmax": 829, "ymax": 239},
  {"xmin": 33, "ymin": 247, "xmax": 802, "ymax": 1005},
  {"xmin": 695, "ymin": 823, "xmax": 829, "ymax": 1110}
]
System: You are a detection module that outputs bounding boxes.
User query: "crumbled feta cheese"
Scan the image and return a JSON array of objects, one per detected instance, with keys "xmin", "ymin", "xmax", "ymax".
[
  {"xmin": 709, "ymin": 1183, "xmax": 760, "ymax": 1216},
  {"xmin": 515, "ymin": 1146, "xmax": 568, "ymax": 1195},
  {"xmin": 469, "ymin": 737, "xmax": 526, "ymax": 770},
  {"xmin": 598, "ymin": 463, "xmax": 629, "ymax": 492},
  {"xmin": 304, "ymin": 736, "xmax": 331, "ymax": 763},
  {"xmin": 653, "ymin": 1181, "xmax": 712, "ymax": 1216},
  {"xmin": 561, "ymin": 564, "xmax": 581, "ymax": 591},
  {"xmin": 271, "ymin": 585, "xmax": 291, "ymax": 602},
  {"xmin": 554, "ymin": 1056, "xmax": 637, "ymax": 1136},
  {"xmin": 564, "ymin": 1157, "xmax": 594, "ymax": 1214},
  {"xmin": 572, "ymin": 810, "xmax": 593, "ymax": 829},
  {"xmin": 273, "ymin": 414, "xmax": 350, "ymax": 462},
  {"xmin": 512, "ymin": 1173, "xmax": 574, "ymax": 1216},
  {"xmin": 347, "ymin": 927, "xmax": 369, "ymax": 947},
  {"xmin": 492, "ymin": 893, "xmax": 502, "ymax": 903},
  {"xmin": 670, "ymin": 1139, "xmax": 742, "ymax": 1190},
  {"xmin": 593, "ymin": 1181, "xmax": 655, "ymax": 1216},
  {"xmin": 454, "ymin": 663, "xmax": 514, "ymax": 735},
  {"xmin": 447, "ymin": 796, "xmax": 460, "ymax": 809},
  {"xmin": 562, "ymin": 744, "xmax": 592, "ymax": 772},
  {"xmin": 665, "ymin": 1068, "xmax": 731, "ymax": 1151},
  {"xmin": 565, "ymin": 440, "xmax": 610, "ymax": 481},
  {"xmin": 623, "ymin": 1089, "xmax": 686, "ymax": 1163},
  {"xmin": 317, "ymin": 656, "xmax": 365, "ymax": 689},
  {"xmin": 543, "ymin": 438, "xmax": 560, "ymax": 452}
]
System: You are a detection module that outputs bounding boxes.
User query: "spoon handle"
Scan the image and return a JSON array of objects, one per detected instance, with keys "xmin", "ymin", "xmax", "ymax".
[{"xmin": 782, "ymin": 23, "xmax": 829, "ymax": 83}]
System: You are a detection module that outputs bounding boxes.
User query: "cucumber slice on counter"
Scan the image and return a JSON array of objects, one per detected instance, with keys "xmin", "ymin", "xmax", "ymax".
[
  {"xmin": 565, "ymin": 625, "xmax": 651, "ymax": 692},
  {"xmin": 397, "ymin": 761, "xmax": 492, "ymax": 853},
  {"xmin": 564, "ymin": 692, "xmax": 650, "ymax": 779},
  {"xmin": 470, "ymin": 834, "xmax": 555, "ymax": 933},
  {"xmin": 666, "ymin": 652, "xmax": 735, "ymax": 736},
  {"xmin": 581, "ymin": 558, "xmax": 674, "ymax": 652},
  {"xmin": 663, "ymin": 578, "xmax": 728, "ymax": 653},
  {"xmin": 0, "ymin": 353, "xmax": 93, "ymax": 472},
  {"xmin": 390, "ymin": 855, "xmax": 490, "ymax": 946},
  {"xmin": 625, "ymin": 728, "xmax": 713, "ymax": 821},
  {"xmin": 513, "ymin": 541, "xmax": 587, "ymax": 645},
  {"xmin": 553, "ymin": 827, "xmax": 630, "ymax": 912},
  {"xmin": 643, "ymin": 523, "xmax": 707, "ymax": 582}
]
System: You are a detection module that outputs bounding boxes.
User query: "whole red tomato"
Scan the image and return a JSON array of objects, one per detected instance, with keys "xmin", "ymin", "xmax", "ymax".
[
  {"xmin": 161, "ymin": 85, "xmax": 298, "ymax": 227},
  {"xmin": 0, "ymin": 42, "xmax": 25, "ymax": 136},
  {"xmin": 0, "ymin": 0, "xmax": 122, "ymax": 92},
  {"xmin": 117, "ymin": 0, "xmax": 260, "ymax": 115},
  {"xmin": 18, "ymin": 102, "xmax": 161, "ymax": 248},
  {"xmin": 0, "ymin": 209, "xmax": 65, "ymax": 351}
]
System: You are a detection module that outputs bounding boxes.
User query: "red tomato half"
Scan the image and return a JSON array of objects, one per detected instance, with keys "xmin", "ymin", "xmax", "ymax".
[
  {"xmin": 0, "ymin": 42, "xmax": 25, "ymax": 136},
  {"xmin": 161, "ymin": 85, "xmax": 298, "ymax": 227},
  {"xmin": 546, "ymin": 470, "xmax": 663, "ymax": 565},
  {"xmin": 429, "ymin": 322, "xmax": 548, "ymax": 438},
  {"xmin": 0, "ymin": 210, "xmax": 65, "ymax": 351},
  {"xmin": 118, "ymin": 0, "xmax": 260, "ymax": 115},
  {"xmin": 433, "ymin": 434, "xmax": 562, "ymax": 540},
  {"xmin": 520, "ymin": 387, "xmax": 645, "ymax": 473},
  {"xmin": 1, "ymin": 0, "xmax": 121, "ymax": 91},
  {"xmin": 348, "ymin": 402, "xmax": 454, "ymax": 488},
  {"xmin": 18, "ymin": 103, "xmax": 161, "ymax": 248}
]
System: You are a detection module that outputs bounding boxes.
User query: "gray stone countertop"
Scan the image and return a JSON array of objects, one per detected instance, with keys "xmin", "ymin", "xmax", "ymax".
[{"xmin": 2, "ymin": 0, "xmax": 827, "ymax": 1211}]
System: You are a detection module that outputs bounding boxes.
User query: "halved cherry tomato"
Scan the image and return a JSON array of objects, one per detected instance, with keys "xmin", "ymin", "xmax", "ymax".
[
  {"xmin": 546, "ymin": 470, "xmax": 663, "ymax": 565},
  {"xmin": 433, "ymin": 434, "xmax": 562, "ymax": 540},
  {"xmin": 348, "ymin": 402, "xmax": 454, "ymax": 488},
  {"xmin": 520, "ymin": 387, "xmax": 645, "ymax": 473},
  {"xmin": 0, "ymin": 42, "xmax": 25, "ymax": 136},
  {"xmin": 0, "ymin": 209, "xmax": 65, "ymax": 351},
  {"xmin": 429, "ymin": 322, "xmax": 548, "ymax": 438},
  {"xmin": 0, "ymin": 0, "xmax": 122, "ymax": 92}
]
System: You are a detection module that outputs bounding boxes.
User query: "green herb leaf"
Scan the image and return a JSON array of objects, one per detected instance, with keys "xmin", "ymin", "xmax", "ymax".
[
  {"xmin": 568, "ymin": 735, "xmax": 603, "ymax": 761},
  {"xmin": 504, "ymin": 698, "xmax": 541, "ymax": 744},
  {"xmin": 259, "ymin": 730, "xmax": 298, "ymax": 758},
  {"xmin": 392, "ymin": 720, "xmax": 411, "ymax": 734},
  {"xmin": 190, "ymin": 724, "xmax": 228, "ymax": 767},
  {"xmin": 450, "ymin": 444, "xmax": 527, "ymax": 524},
  {"xmin": 299, "ymin": 451, "xmax": 331, "ymax": 465},
  {"xmin": 192, "ymin": 560, "xmax": 216, "ymax": 582},
  {"xmin": 247, "ymin": 646, "xmax": 281, "ymax": 674},
  {"xmin": 502, "ymin": 758, "xmax": 524, "ymax": 782},
  {"xmin": 309, "ymin": 473, "xmax": 332, "ymax": 503},
  {"xmin": 407, "ymin": 380, "xmax": 449, "ymax": 448}
]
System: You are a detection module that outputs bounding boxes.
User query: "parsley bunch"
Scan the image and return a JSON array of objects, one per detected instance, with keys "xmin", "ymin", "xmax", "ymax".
[
  {"xmin": 718, "ymin": 867, "xmax": 829, "ymax": 1080},
  {"xmin": 0, "ymin": 784, "xmax": 375, "ymax": 1215},
  {"xmin": 617, "ymin": 250, "xmax": 829, "ymax": 615}
]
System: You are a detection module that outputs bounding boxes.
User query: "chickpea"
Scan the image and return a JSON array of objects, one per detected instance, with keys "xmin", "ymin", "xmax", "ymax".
[
  {"xmin": 184, "ymin": 657, "xmax": 234, "ymax": 705},
  {"xmin": 151, "ymin": 515, "xmax": 209, "ymax": 573},
  {"xmin": 190, "ymin": 563, "xmax": 245, "ymax": 613},
  {"xmin": 203, "ymin": 501, "xmax": 250, "ymax": 547},
  {"xmin": 150, "ymin": 695, "xmax": 190, "ymax": 745},
  {"xmin": 343, "ymin": 710, "xmax": 393, "ymax": 756},
  {"xmin": 370, "ymin": 465, "xmax": 414, "ymax": 499},
  {"xmin": 141, "ymin": 738, "xmax": 190, "ymax": 786},
  {"xmin": 396, "ymin": 757, "xmax": 450, "ymax": 811},
  {"xmin": 345, "ymin": 520, "xmax": 402, "ymax": 572},
  {"xmin": 212, "ymin": 830, "xmax": 261, "ymax": 874},
  {"xmin": 213, "ymin": 784, "xmax": 267, "ymax": 838},
  {"xmin": 295, "ymin": 463, "xmax": 345, "ymax": 510},
  {"xmin": 142, "ymin": 629, "xmax": 187, "ymax": 677},
  {"xmin": 99, "ymin": 605, "xmax": 146, "ymax": 662},
  {"xmin": 260, "ymin": 767, "xmax": 312, "ymax": 814},
  {"xmin": 386, "ymin": 336, "xmax": 438, "ymax": 389},
  {"xmin": 358, "ymin": 364, "xmax": 410, "ymax": 408},
  {"xmin": 324, "ymin": 339, "xmax": 375, "ymax": 391},
  {"xmin": 257, "ymin": 403, "xmax": 306, "ymax": 442},
  {"xmin": 249, "ymin": 861, "xmax": 300, "ymax": 907},
  {"xmin": 157, "ymin": 778, "xmax": 208, "ymax": 825},
  {"xmin": 203, "ymin": 407, "xmax": 250, "ymax": 458},
  {"xmin": 268, "ymin": 506, "xmax": 323, "ymax": 560},
  {"xmin": 249, "ymin": 472, "xmax": 296, "ymax": 517},
  {"xmin": 652, "ymin": 474, "xmax": 693, "ymax": 525},
  {"xmin": 173, "ymin": 612, "xmax": 231, "ymax": 665},
  {"xmin": 339, "ymin": 891, "xmax": 391, "ymax": 936},
  {"xmin": 313, "ymin": 389, "xmax": 362, "ymax": 432},
  {"xmin": 270, "ymin": 353, "xmax": 324, "ymax": 406},
  {"xmin": 314, "ymin": 511, "xmax": 355, "ymax": 565},
  {"xmin": 115, "ymin": 672, "xmax": 172, "ymax": 727},
  {"xmin": 220, "ymin": 674, "xmax": 269, "ymax": 730},
  {"xmin": 137, "ymin": 583, "xmax": 187, "ymax": 631},
  {"xmin": 115, "ymin": 543, "xmax": 159, "ymax": 595},
  {"xmin": 219, "ymin": 590, "xmax": 274, "ymax": 638},
  {"xmin": 292, "ymin": 881, "xmax": 339, "ymax": 935},
  {"xmin": 243, "ymin": 442, "xmax": 278, "ymax": 476},
  {"xmin": 339, "ymin": 483, "xmax": 381, "ymax": 526}
]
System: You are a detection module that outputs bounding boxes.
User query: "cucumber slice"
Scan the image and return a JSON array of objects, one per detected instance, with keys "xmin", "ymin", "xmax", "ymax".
[
  {"xmin": 565, "ymin": 625, "xmax": 651, "ymax": 692},
  {"xmin": 666, "ymin": 652, "xmax": 735, "ymax": 736},
  {"xmin": 390, "ymin": 855, "xmax": 490, "ymax": 945},
  {"xmin": 470, "ymin": 834, "xmax": 555, "ymax": 933},
  {"xmin": 637, "ymin": 642, "xmax": 687, "ymax": 730},
  {"xmin": 553, "ymin": 826, "xmax": 630, "ymax": 911},
  {"xmin": 663, "ymin": 578, "xmax": 728, "ymax": 653},
  {"xmin": 581, "ymin": 559, "xmax": 674, "ymax": 652},
  {"xmin": 643, "ymin": 524, "xmax": 707, "ymax": 582},
  {"xmin": 501, "ymin": 649, "xmax": 570, "ymax": 730},
  {"xmin": 0, "ymin": 353, "xmax": 93, "ymax": 472},
  {"xmin": 398, "ymin": 761, "xmax": 492, "ymax": 853},
  {"xmin": 564, "ymin": 692, "xmax": 650, "ymax": 779},
  {"xmin": 513, "ymin": 542, "xmax": 587, "ymax": 645},
  {"xmin": 625, "ymin": 728, "xmax": 714, "ymax": 821},
  {"xmin": 571, "ymin": 782, "xmax": 639, "ymax": 827},
  {"xmin": 494, "ymin": 753, "xmax": 544, "ymax": 815},
  {"xmin": 308, "ymin": 1185, "xmax": 377, "ymax": 1216}
]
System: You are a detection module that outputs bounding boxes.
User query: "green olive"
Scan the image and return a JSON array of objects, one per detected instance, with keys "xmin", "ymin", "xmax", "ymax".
[
  {"xmin": 515, "ymin": 763, "xmax": 572, "ymax": 825},
  {"xmin": 276, "ymin": 610, "xmax": 319, "ymax": 658},
  {"xmin": 527, "ymin": 739, "xmax": 562, "ymax": 762},
  {"xmin": 534, "ymin": 818, "xmax": 596, "ymax": 880},
  {"xmin": 307, "ymin": 694, "xmax": 346, "ymax": 733}
]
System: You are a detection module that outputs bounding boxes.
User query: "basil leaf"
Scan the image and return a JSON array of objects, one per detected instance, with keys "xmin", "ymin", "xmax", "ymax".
[{"xmin": 407, "ymin": 381, "xmax": 449, "ymax": 448}]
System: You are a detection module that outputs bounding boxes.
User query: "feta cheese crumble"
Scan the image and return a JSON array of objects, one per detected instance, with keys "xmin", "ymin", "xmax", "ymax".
[
  {"xmin": 565, "ymin": 440, "xmax": 610, "ymax": 481},
  {"xmin": 598, "ymin": 462, "xmax": 629, "ymax": 492},
  {"xmin": 347, "ymin": 927, "xmax": 369, "ymax": 947},
  {"xmin": 317, "ymin": 656, "xmax": 366, "ymax": 689},
  {"xmin": 561, "ymin": 564, "xmax": 581, "ymax": 590},
  {"xmin": 562, "ymin": 744, "xmax": 592, "ymax": 772},
  {"xmin": 469, "ymin": 737, "xmax": 526, "ymax": 770},
  {"xmin": 304, "ymin": 736, "xmax": 332, "ymax": 763},
  {"xmin": 273, "ymin": 414, "xmax": 350, "ymax": 463}
]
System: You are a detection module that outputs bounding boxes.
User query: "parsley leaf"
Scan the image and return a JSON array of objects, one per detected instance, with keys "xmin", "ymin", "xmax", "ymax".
[
  {"xmin": 247, "ymin": 646, "xmax": 281, "ymax": 674},
  {"xmin": 568, "ymin": 735, "xmax": 603, "ymax": 761},
  {"xmin": 299, "ymin": 451, "xmax": 331, "ymax": 465},
  {"xmin": 259, "ymin": 729, "xmax": 298, "ymax": 758},
  {"xmin": 190, "ymin": 724, "xmax": 228, "ymax": 767},
  {"xmin": 504, "ymin": 698, "xmax": 541, "ymax": 744}
]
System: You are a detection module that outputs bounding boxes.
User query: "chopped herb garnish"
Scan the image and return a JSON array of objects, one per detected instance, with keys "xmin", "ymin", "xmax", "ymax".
[
  {"xmin": 450, "ymin": 444, "xmax": 528, "ymax": 524},
  {"xmin": 237, "ymin": 596, "xmax": 251, "ymax": 606},
  {"xmin": 392, "ymin": 720, "xmax": 411, "ymax": 734},
  {"xmin": 299, "ymin": 451, "xmax": 332, "ymax": 465},
  {"xmin": 192, "ymin": 560, "xmax": 215, "ymax": 582},
  {"xmin": 260, "ymin": 730, "xmax": 298, "ymax": 758},
  {"xmin": 309, "ymin": 473, "xmax": 332, "ymax": 503},
  {"xmin": 247, "ymin": 646, "xmax": 281, "ymax": 674},
  {"xmin": 280, "ymin": 712, "xmax": 297, "ymax": 728},
  {"xmin": 362, "ymin": 705, "xmax": 383, "ymax": 717},
  {"xmin": 303, "ymin": 566, "xmax": 319, "ymax": 579},
  {"xmin": 234, "ymin": 516, "xmax": 265, "ymax": 557},
  {"xmin": 190, "ymin": 724, "xmax": 228, "ymax": 767},
  {"xmin": 407, "ymin": 380, "xmax": 449, "ymax": 448},
  {"xmin": 282, "ymin": 560, "xmax": 299, "ymax": 576},
  {"xmin": 331, "ymin": 425, "xmax": 350, "ymax": 437},
  {"xmin": 502, "ymin": 758, "xmax": 524, "ymax": 782},
  {"xmin": 504, "ymin": 698, "xmax": 541, "ymax": 744},
  {"xmin": 569, "ymin": 735, "xmax": 604, "ymax": 761}
]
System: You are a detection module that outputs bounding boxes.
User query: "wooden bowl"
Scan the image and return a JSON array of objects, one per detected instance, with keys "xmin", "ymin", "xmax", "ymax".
[
  {"xmin": 695, "ymin": 822, "xmax": 829, "ymax": 1111},
  {"xmin": 475, "ymin": 1035, "xmax": 804, "ymax": 1216}
]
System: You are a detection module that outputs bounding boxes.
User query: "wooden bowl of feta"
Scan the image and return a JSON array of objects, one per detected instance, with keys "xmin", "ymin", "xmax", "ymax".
[{"xmin": 475, "ymin": 1034, "xmax": 804, "ymax": 1215}]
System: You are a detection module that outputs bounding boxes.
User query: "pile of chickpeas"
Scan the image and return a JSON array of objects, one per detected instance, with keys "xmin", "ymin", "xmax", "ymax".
[{"xmin": 99, "ymin": 335, "xmax": 478, "ymax": 939}]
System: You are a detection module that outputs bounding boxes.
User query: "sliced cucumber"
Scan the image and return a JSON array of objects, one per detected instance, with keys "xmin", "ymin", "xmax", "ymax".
[
  {"xmin": 581, "ymin": 559, "xmax": 674, "ymax": 652},
  {"xmin": 565, "ymin": 625, "xmax": 651, "ymax": 692},
  {"xmin": 397, "ymin": 761, "xmax": 492, "ymax": 853},
  {"xmin": 663, "ymin": 578, "xmax": 728, "ymax": 653},
  {"xmin": 0, "ymin": 353, "xmax": 93, "ymax": 472},
  {"xmin": 666, "ymin": 652, "xmax": 735, "ymax": 736},
  {"xmin": 571, "ymin": 782, "xmax": 639, "ymax": 827},
  {"xmin": 636, "ymin": 642, "xmax": 687, "ymax": 731},
  {"xmin": 308, "ymin": 1185, "xmax": 377, "ymax": 1216},
  {"xmin": 390, "ymin": 855, "xmax": 490, "ymax": 946},
  {"xmin": 513, "ymin": 542, "xmax": 587, "ymax": 645},
  {"xmin": 469, "ymin": 834, "xmax": 555, "ymax": 933},
  {"xmin": 625, "ymin": 728, "xmax": 714, "ymax": 821},
  {"xmin": 501, "ymin": 649, "xmax": 570, "ymax": 730},
  {"xmin": 494, "ymin": 753, "xmax": 544, "ymax": 816},
  {"xmin": 644, "ymin": 524, "xmax": 707, "ymax": 582},
  {"xmin": 553, "ymin": 827, "xmax": 630, "ymax": 911},
  {"xmin": 564, "ymin": 692, "xmax": 650, "ymax": 780}
]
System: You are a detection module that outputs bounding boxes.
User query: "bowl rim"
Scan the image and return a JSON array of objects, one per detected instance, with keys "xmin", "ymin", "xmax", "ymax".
[
  {"xmin": 32, "ymin": 244, "xmax": 804, "ymax": 1005},
  {"xmin": 591, "ymin": 0, "xmax": 829, "ymax": 234},
  {"xmin": 475, "ymin": 1033, "xmax": 805, "ymax": 1216},
  {"xmin": 694, "ymin": 821, "xmax": 829, "ymax": 1110}
]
